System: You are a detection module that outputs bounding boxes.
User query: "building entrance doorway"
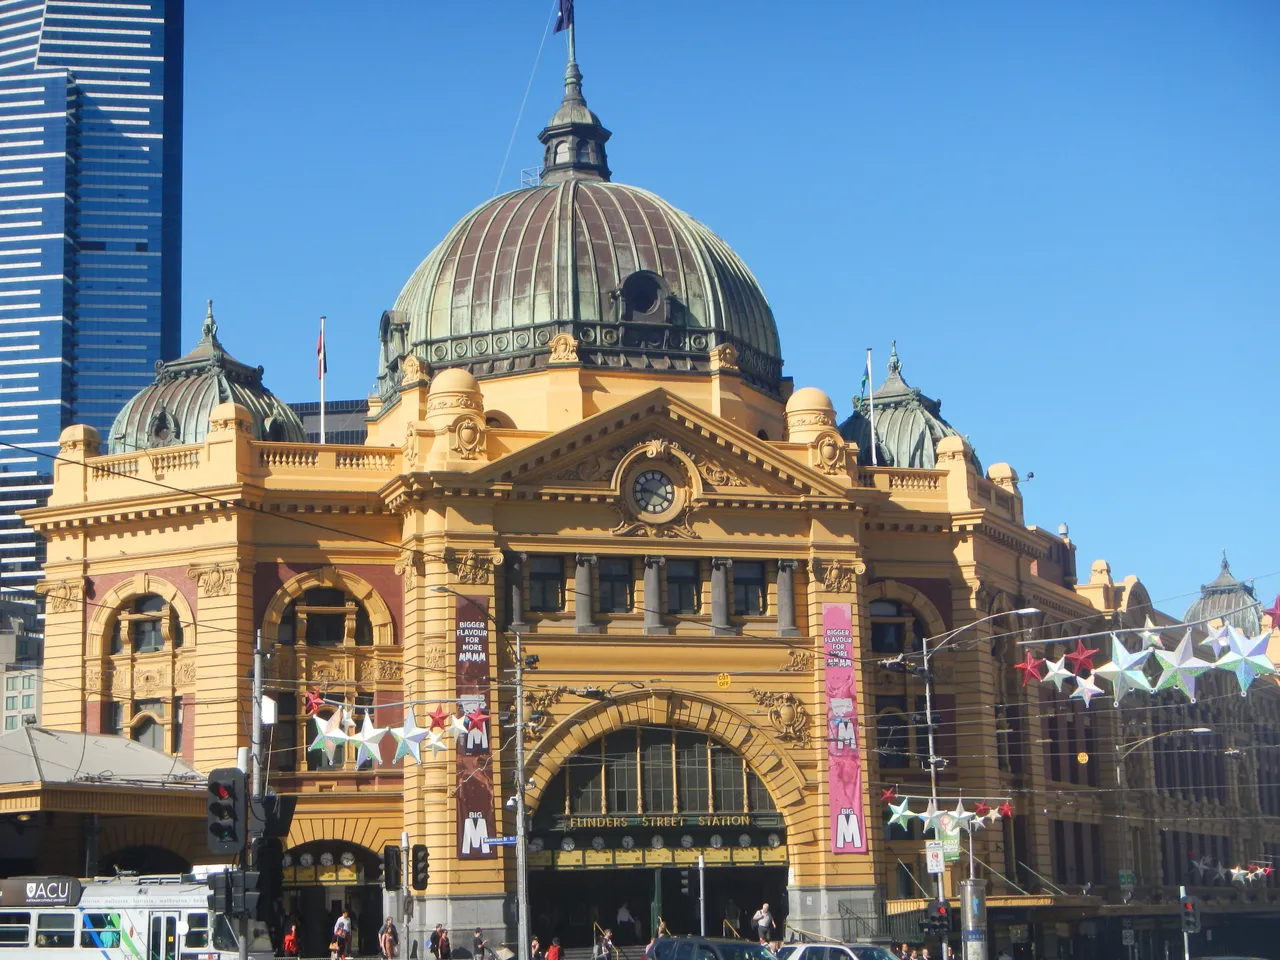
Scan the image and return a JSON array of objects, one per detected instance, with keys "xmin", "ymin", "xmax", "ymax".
[{"xmin": 282, "ymin": 841, "xmax": 384, "ymax": 958}]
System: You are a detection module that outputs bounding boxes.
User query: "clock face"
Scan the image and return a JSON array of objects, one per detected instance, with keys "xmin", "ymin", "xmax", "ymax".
[{"xmin": 633, "ymin": 470, "xmax": 676, "ymax": 514}]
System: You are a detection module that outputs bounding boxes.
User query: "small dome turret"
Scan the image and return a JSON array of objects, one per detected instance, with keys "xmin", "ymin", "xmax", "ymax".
[
  {"xmin": 108, "ymin": 301, "xmax": 307, "ymax": 454},
  {"xmin": 1184, "ymin": 553, "xmax": 1263, "ymax": 635}
]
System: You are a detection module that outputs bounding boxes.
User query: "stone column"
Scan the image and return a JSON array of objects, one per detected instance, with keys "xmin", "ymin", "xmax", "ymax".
[
  {"xmin": 504, "ymin": 552, "xmax": 528, "ymax": 632},
  {"xmin": 575, "ymin": 554, "xmax": 599, "ymax": 634},
  {"xmin": 643, "ymin": 556, "xmax": 669, "ymax": 635},
  {"xmin": 776, "ymin": 559, "xmax": 801, "ymax": 637},
  {"xmin": 710, "ymin": 558, "xmax": 733, "ymax": 636}
]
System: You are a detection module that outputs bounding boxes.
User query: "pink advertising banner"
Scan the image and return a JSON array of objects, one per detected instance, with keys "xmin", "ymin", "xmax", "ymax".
[{"xmin": 824, "ymin": 601, "xmax": 867, "ymax": 853}]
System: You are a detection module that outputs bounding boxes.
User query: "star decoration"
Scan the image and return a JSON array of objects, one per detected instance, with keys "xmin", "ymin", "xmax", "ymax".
[
  {"xmin": 1092, "ymin": 635, "xmax": 1152, "ymax": 705},
  {"xmin": 973, "ymin": 801, "xmax": 991, "ymax": 818},
  {"xmin": 1136, "ymin": 616, "xmax": 1165, "ymax": 650},
  {"xmin": 1215, "ymin": 863, "xmax": 1229, "ymax": 882},
  {"xmin": 352, "ymin": 714, "xmax": 387, "ymax": 767},
  {"xmin": 887, "ymin": 798, "xmax": 916, "ymax": 830},
  {"xmin": 449, "ymin": 714, "xmax": 470, "ymax": 738},
  {"xmin": 425, "ymin": 728, "xmax": 448, "ymax": 757},
  {"xmin": 390, "ymin": 707, "xmax": 430, "ymax": 764},
  {"xmin": 1214, "ymin": 627, "xmax": 1278, "ymax": 695},
  {"xmin": 1199, "ymin": 622, "xmax": 1233, "ymax": 659},
  {"xmin": 881, "ymin": 787, "xmax": 897, "ymax": 803},
  {"xmin": 1153, "ymin": 630, "xmax": 1213, "ymax": 702},
  {"xmin": 1191, "ymin": 857, "xmax": 1208, "ymax": 880},
  {"xmin": 308, "ymin": 711, "xmax": 348, "ymax": 763},
  {"xmin": 916, "ymin": 800, "xmax": 945, "ymax": 836},
  {"xmin": 304, "ymin": 691, "xmax": 325, "ymax": 715},
  {"xmin": 950, "ymin": 800, "xmax": 974, "ymax": 831},
  {"xmin": 1042, "ymin": 656, "xmax": 1074, "ymax": 692},
  {"xmin": 1231, "ymin": 865, "xmax": 1247, "ymax": 884},
  {"xmin": 466, "ymin": 706, "xmax": 490, "ymax": 732},
  {"xmin": 1069, "ymin": 672, "xmax": 1104, "ymax": 707},
  {"xmin": 427, "ymin": 705, "xmax": 451, "ymax": 730},
  {"xmin": 1264, "ymin": 594, "xmax": 1280, "ymax": 630},
  {"xmin": 1014, "ymin": 650, "xmax": 1046, "ymax": 687},
  {"xmin": 341, "ymin": 706, "xmax": 357, "ymax": 732},
  {"xmin": 1065, "ymin": 640, "xmax": 1100, "ymax": 675},
  {"xmin": 1265, "ymin": 866, "xmax": 1275, "ymax": 877},
  {"xmin": 998, "ymin": 801, "xmax": 1013, "ymax": 819}
]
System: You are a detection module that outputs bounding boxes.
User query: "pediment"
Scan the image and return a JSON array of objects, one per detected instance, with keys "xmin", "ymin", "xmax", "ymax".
[{"xmin": 475, "ymin": 390, "xmax": 847, "ymax": 500}]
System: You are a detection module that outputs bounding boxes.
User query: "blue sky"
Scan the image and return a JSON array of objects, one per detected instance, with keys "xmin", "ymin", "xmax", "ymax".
[{"xmin": 181, "ymin": 1, "xmax": 1278, "ymax": 613}]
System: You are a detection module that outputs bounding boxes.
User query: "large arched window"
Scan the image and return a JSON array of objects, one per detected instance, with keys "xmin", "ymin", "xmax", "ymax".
[
  {"xmin": 278, "ymin": 587, "xmax": 374, "ymax": 647},
  {"xmin": 110, "ymin": 594, "xmax": 183, "ymax": 654},
  {"xmin": 131, "ymin": 716, "xmax": 164, "ymax": 751},
  {"xmin": 869, "ymin": 599, "xmax": 929, "ymax": 654}
]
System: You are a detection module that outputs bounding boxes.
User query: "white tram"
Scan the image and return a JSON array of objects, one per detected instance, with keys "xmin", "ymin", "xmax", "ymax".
[{"xmin": 0, "ymin": 875, "xmax": 274, "ymax": 960}]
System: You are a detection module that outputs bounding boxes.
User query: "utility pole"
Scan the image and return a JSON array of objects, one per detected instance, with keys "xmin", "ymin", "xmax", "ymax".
[
  {"xmin": 513, "ymin": 626, "xmax": 531, "ymax": 960},
  {"xmin": 240, "ymin": 629, "xmax": 265, "ymax": 960},
  {"xmin": 921, "ymin": 632, "xmax": 945, "ymax": 903},
  {"xmin": 1179, "ymin": 885, "xmax": 1189, "ymax": 960},
  {"xmin": 698, "ymin": 854, "xmax": 706, "ymax": 936}
]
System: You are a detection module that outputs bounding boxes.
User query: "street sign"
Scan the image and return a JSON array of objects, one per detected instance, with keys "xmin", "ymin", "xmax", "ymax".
[
  {"xmin": 1121, "ymin": 930, "xmax": 1135, "ymax": 947},
  {"xmin": 1119, "ymin": 871, "xmax": 1135, "ymax": 898},
  {"xmin": 486, "ymin": 837, "xmax": 518, "ymax": 847},
  {"xmin": 926, "ymin": 840, "xmax": 945, "ymax": 875}
]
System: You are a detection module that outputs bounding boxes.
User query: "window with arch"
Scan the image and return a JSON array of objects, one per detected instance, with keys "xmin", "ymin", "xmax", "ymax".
[
  {"xmin": 277, "ymin": 587, "xmax": 375, "ymax": 647},
  {"xmin": 110, "ymin": 594, "xmax": 183, "ymax": 654},
  {"xmin": 868, "ymin": 599, "xmax": 930, "ymax": 655},
  {"xmin": 131, "ymin": 716, "xmax": 164, "ymax": 751},
  {"xmin": 534, "ymin": 727, "xmax": 777, "ymax": 820}
]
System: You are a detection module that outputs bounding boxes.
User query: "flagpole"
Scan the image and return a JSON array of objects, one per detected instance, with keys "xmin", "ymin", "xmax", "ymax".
[
  {"xmin": 319, "ymin": 316, "xmax": 327, "ymax": 445},
  {"xmin": 567, "ymin": 19, "xmax": 575, "ymax": 63},
  {"xmin": 866, "ymin": 347, "xmax": 877, "ymax": 466}
]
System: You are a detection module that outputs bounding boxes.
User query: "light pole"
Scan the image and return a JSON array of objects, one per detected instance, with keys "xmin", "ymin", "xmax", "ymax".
[
  {"xmin": 1114, "ymin": 727, "xmax": 1212, "ymax": 910},
  {"xmin": 432, "ymin": 585, "xmax": 530, "ymax": 960}
]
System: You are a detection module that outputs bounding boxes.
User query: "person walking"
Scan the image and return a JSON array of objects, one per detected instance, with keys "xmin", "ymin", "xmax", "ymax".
[
  {"xmin": 283, "ymin": 921, "xmax": 299, "ymax": 959},
  {"xmin": 751, "ymin": 904, "xmax": 773, "ymax": 944},
  {"xmin": 439, "ymin": 930, "xmax": 452, "ymax": 960},
  {"xmin": 596, "ymin": 928, "xmax": 615, "ymax": 960},
  {"xmin": 616, "ymin": 904, "xmax": 636, "ymax": 945},
  {"xmin": 473, "ymin": 930, "xmax": 490, "ymax": 960},
  {"xmin": 531, "ymin": 936, "xmax": 544, "ymax": 960},
  {"xmin": 430, "ymin": 925, "xmax": 444, "ymax": 959},
  {"xmin": 333, "ymin": 911, "xmax": 353, "ymax": 960},
  {"xmin": 380, "ymin": 919, "xmax": 399, "ymax": 960},
  {"xmin": 546, "ymin": 939, "xmax": 562, "ymax": 960}
]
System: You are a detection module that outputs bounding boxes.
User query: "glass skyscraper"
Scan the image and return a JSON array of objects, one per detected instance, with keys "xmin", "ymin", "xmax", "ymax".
[{"xmin": 0, "ymin": 1, "xmax": 183, "ymax": 597}]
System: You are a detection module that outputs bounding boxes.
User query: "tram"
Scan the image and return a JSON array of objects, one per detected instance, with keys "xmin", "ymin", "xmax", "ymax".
[{"xmin": 0, "ymin": 874, "xmax": 274, "ymax": 960}]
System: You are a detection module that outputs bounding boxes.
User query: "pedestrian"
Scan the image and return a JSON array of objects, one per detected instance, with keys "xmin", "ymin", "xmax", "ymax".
[
  {"xmin": 546, "ymin": 939, "xmax": 562, "ymax": 960},
  {"xmin": 921, "ymin": 950, "xmax": 930, "ymax": 960},
  {"xmin": 656, "ymin": 920, "xmax": 670, "ymax": 939},
  {"xmin": 644, "ymin": 937, "xmax": 658, "ymax": 960},
  {"xmin": 531, "ymin": 936, "xmax": 544, "ymax": 960},
  {"xmin": 751, "ymin": 904, "xmax": 773, "ymax": 944},
  {"xmin": 439, "ymin": 930, "xmax": 452, "ymax": 960},
  {"xmin": 333, "ymin": 911, "xmax": 353, "ymax": 960},
  {"xmin": 283, "ymin": 921, "xmax": 299, "ymax": 959},
  {"xmin": 898, "ymin": 947, "xmax": 909, "ymax": 960},
  {"xmin": 430, "ymin": 925, "xmax": 444, "ymax": 959},
  {"xmin": 909, "ymin": 950, "xmax": 920, "ymax": 960},
  {"xmin": 473, "ymin": 929, "xmax": 490, "ymax": 960},
  {"xmin": 723, "ymin": 899, "xmax": 741, "ymax": 938},
  {"xmin": 381, "ymin": 919, "xmax": 399, "ymax": 960},
  {"xmin": 616, "ymin": 903, "xmax": 635, "ymax": 945},
  {"xmin": 596, "ymin": 928, "xmax": 614, "ymax": 960}
]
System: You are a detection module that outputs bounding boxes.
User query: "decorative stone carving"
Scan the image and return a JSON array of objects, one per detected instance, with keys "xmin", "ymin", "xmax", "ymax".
[
  {"xmin": 813, "ymin": 558, "xmax": 865, "ymax": 593},
  {"xmin": 787, "ymin": 413, "xmax": 836, "ymax": 428},
  {"xmin": 524, "ymin": 685, "xmax": 568, "ymax": 742},
  {"xmin": 556, "ymin": 443, "xmax": 630, "ymax": 482},
  {"xmin": 445, "ymin": 548, "xmax": 502, "ymax": 585},
  {"xmin": 809, "ymin": 431, "xmax": 846, "ymax": 475},
  {"xmin": 134, "ymin": 664, "xmax": 169, "ymax": 696},
  {"xmin": 749, "ymin": 689, "xmax": 810, "ymax": 746},
  {"xmin": 710, "ymin": 343, "xmax": 739, "ymax": 373},
  {"xmin": 187, "ymin": 562, "xmax": 238, "ymax": 597},
  {"xmin": 547, "ymin": 334, "xmax": 580, "ymax": 364},
  {"xmin": 780, "ymin": 649, "xmax": 814, "ymax": 673},
  {"xmin": 611, "ymin": 507, "xmax": 699, "ymax": 540},
  {"xmin": 403, "ymin": 423, "xmax": 419, "ymax": 468},
  {"xmin": 175, "ymin": 659, "xmax": 196, "ymax": 686},
  {"xmin": 450, "ymin": 415, "xmax": 486, "ymax": 459},
  {"xmin": 310, "ymin": 661, "xmax": 343, "ymax": 684},
  {"xmin": 358, "ymin": 658, "xmax": 403, "ymax": 682},
  {"xmin": 400, "ymin": 353, "xmax": 423, "ymax": 385},
  {"xmin": 424, "ymin": 646, "xmax": 447, "ymax": 671},
  {"xmin": 85, "ymin": 665, "xmax": 102, "ymax": 691},
  {"xmin": 696, "ymin": 458, "xmax": 746, "ymax": 488},
  {"xmin": 428, "ymin": 394, "xmax": 483, "ymax": 412},
  {"xmin": 38, "ymin": 578, "xmax": 84, "ymax": 614},
  {"xmin": 394, "ymin": 548, "xmax": 423, "ymax": 589}
]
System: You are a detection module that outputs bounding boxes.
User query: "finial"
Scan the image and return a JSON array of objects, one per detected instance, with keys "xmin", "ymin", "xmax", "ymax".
[
  {"xmin": 202, "ymin": 299, "xmax": 217, "ymax": 341},
  {"xmin": 538, "ymin": 0, "xmax": 612, "ymax": 184},
  {"xmin": 1221, "ymin": 549, "xmax": 1229, "ymax": 571},
  {"xmin": 887, "ymin": 339, "xmax": 901, "ymax": 376}
]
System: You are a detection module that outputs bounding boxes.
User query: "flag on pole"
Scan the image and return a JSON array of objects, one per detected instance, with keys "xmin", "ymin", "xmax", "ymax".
[
  {"xmin": 316, "ymin": 319, "xmax": 327, "ymax": 380},
  {"xmin": 554, "ymin": 0, "xmax": 573, "ymax": 33}
]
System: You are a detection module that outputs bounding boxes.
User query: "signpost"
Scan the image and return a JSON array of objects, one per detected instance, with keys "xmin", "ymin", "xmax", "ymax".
[
  {"xmin": 486, "ymin": 837, "xmax": 518, "ymax": 847},
  {"xmin": 926, "ymin": 841, "xmax": 946, "ymax": 875},
  {"xmin": 1119, "ymin": 871, "xmax": 1135, "ymax": 900}
]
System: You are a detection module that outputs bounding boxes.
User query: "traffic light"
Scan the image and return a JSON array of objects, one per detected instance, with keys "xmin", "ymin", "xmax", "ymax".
[
  {"xmin": 206, "ymin": 768, "xmax": 246, "ymax": 856},
  {"xmin": 383, "ymin": 844, "xmax": 402, "ymax": 891},
  {"xmin": 679, "ymin": 870, "xmax": 691, "ymax": 897},
  {"xmin": 206, "ymin": 871, "xmax": 231, "ymax": 916},
  {"xmin": 919, "ymin": 900, "xmax": 952, "ymax": 935},
  {"xmin": 1180, "ymin": 894, "xmax": 1200, "ymax": 934},
  {"xmin": 251, "ymin": 837, "xmax": 283, "ymax": 921},
  {"xmin": 230, "ymin": 871, "xmax": 260, "ymax": 919},
  {"xmin": 411, "ymin": 843, "xmax": 429, "ymax": 891}
]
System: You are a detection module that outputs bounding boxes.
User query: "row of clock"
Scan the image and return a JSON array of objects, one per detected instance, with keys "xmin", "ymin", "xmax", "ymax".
[{"xmin": 533, "ymin": 832, "xmax": 784, "ymax": 853}]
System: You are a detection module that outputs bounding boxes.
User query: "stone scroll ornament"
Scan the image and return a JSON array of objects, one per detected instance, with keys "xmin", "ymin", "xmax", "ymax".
[{"xmin": 306, "ymin": 692, "xmax": 493, "ymax": 767}]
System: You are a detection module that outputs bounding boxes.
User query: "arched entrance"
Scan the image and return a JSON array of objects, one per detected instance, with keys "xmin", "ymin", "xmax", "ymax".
[
  {"xmin": 282, "ymin": 841, "xmax": 384, "ymax": 958},
  {"xmin": 102, "ymin": 845, "xmax": 191, "ymax": 876},
  {"xmin": 528, "ymin": 726, "xmax": 788, "ymax": 948}
]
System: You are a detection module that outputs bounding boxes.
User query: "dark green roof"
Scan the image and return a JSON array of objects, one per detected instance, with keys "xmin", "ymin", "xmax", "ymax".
[{"xmin": 1184, "ymin": 554, "xmax": 1262, "ymax": 635}]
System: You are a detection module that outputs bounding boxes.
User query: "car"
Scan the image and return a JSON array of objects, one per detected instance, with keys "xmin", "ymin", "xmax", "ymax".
[
  {"xmin": 651, "ymin": 937, "xmax": 779, "ymax": 960},
  {"xmin": 776, "ymin": 944, "xmax": 897, "ymax": 960}
]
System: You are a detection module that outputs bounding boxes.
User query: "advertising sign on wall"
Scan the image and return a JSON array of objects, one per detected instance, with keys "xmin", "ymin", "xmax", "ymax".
[
  {"xmin": 455, "ymin": 595, "xmax": 496, "ymax": 859},
  {"xmin": 824, "ymin": 601, "xmax": 867, "ymax": 853}
]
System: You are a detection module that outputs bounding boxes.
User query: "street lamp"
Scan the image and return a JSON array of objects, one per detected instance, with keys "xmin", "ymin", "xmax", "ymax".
[
  {"xmin": 431, "ymin": 584, "xmax": 531, "ymax": 960},
  {"xmin": 1115, "ymin": 727, "xmax": 1212, "ymax": 908}
]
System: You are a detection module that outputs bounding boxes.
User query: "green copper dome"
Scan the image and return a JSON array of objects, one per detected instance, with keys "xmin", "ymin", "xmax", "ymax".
[
  {"xmin": 1184, "ymin": 554, "xmax": 1263, "ymax": 635},
  {"xmin": 839, "ymin": 342, "xmax": 979, "ymax": 470},
  {"xmin": 375, "ymin": 54, "xmax": 782, "ymax": 399},
  {"xmin": 109, "ymin": 302, "xmax": 307, "ymax": 454}
]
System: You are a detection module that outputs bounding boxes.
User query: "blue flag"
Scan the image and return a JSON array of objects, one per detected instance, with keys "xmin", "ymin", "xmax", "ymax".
[{"xmin": 554, "ymin": 0, "xmax": 573, "ymax": 33}]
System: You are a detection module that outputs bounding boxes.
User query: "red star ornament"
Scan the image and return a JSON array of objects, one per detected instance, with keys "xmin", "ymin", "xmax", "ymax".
[
  {"xmin": 427, "ymin": 705, "xmax": 450, "ymax": 730},
  {"xmin": 1266, "ymin": 866, "xmax": 1275, "ymax": 877},
  {"xmin": 1015, "ymin": 651, "xmax": 1046, "ymax": 686},
  {"xmin": 974, "ymin": 801, "xmax": 991, "ymax": 818},
  {"xmin": 304, "ymin": 691, "xmax": 325, "ymax": 715},
  {"xmin": 998, "ymin": 801, "xmax": 1014, "ymax": 819},
  {"xmin": 1264, "ymin": 594, "xmax": 1280, "ymax": 630},
  {"xmin": 881, "ymin": 787, "xmax": 897, "ymax": 803},
  {"xmin": 1064, "ymin": 640, "xmax": 1099, "ymax": 676},
  {"xmin": 466, "ymin": 707, "xmax": 490, "ymax": 732}
]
